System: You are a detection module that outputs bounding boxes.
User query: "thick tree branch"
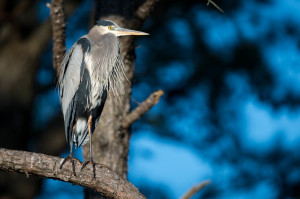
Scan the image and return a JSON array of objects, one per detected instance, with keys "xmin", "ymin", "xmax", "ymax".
[
  {"xmin": 0, "ymin": 148, "xmax": 145, "ymax": 199},
  {"xmin": 50, "ymin": 0, "xmax": 66, "ymax": 75},
  {"xmin": 122, "ymin": 90, "xmax": 164, "ymax": 129}
]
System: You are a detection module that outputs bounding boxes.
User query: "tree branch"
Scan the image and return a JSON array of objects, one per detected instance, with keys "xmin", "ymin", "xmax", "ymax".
[
  {"xmin": 122, "ymin": 89, "xmax": 164, "ymax": 129},
  {"xmin": 0, "ymin": 148, "xmax": 145, "ymax": 199},
  {"xmin": 50, "ymin": 0, "xmax": 66, "ymax": 75},
  {"xmin": 135, "ymin": 0, "xmax": 159, "ymax": 21},
  {"xmin": 180, "ymin": 180, "xmax": 211, "ymax": 199},
  {"xmin": 206, "ymin": 0, "xmax": 224, "ymax": 13}
]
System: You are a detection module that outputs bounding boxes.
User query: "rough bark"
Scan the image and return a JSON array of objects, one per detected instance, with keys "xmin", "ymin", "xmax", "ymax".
[
  {"xmin": 50, "ymin": 0, "xmax": 66, "ymax": 75},
  {"xmin": 0, "ymin": 148, "xmax": 145, "ymax": 199}
]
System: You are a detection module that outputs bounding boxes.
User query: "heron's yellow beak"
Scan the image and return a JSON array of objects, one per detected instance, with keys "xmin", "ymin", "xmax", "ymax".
[{"xmin": 115, "ymin": 28, "xmax": 149, "ymax": 37}]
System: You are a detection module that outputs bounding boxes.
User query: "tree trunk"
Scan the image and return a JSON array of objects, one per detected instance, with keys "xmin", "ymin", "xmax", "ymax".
[
  {"xmin": 0, "ymin": 19, "xmax": 52, "ymax": 199},
  {"xmin": 0, "ymin": 1, "xmax": 83, "ymax": 197}
]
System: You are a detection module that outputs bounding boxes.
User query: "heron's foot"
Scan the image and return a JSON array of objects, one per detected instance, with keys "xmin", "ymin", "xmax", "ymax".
[
  {"xmin": 81, "ymin": 158, "xmax": 96, "ymax": 178},
  {"xmin": 60, "ymin": 155, "xmax": 80, "ymax": 176}
]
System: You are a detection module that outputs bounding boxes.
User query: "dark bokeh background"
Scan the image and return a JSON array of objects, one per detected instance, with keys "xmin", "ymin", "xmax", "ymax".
[{"xmin": 1, "ymin": 0, "xmax": 300, "ymax": 198}]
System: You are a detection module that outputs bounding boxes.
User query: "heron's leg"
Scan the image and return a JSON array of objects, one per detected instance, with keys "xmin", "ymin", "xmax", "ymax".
[
  {"xmin": 81, "ymin": 115, "xmax": 96, "ymax": 177},
  {"xmin": 60, "ymin": 125, "xmax": 80, "ymax": 176}
]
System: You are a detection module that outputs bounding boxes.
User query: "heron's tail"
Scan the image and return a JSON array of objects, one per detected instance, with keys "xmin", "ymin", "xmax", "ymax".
[{"xmin": 73, "ymin": 118, "xmax": 89, "ymax": 148}]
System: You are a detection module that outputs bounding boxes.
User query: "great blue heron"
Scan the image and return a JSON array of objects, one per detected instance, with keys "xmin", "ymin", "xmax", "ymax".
[{"xmin": 58, "ymin": 20, "xmax": 148, "ymax": 177}]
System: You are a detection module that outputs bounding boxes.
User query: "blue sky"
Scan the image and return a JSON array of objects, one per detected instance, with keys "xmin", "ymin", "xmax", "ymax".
[
  {"xmin": 129, "ymin": 132, "xmax": 212, "ymax": 198},
  {"xmin": 129, "ymin": 0, "xmax": 300, "ymax": 198}
]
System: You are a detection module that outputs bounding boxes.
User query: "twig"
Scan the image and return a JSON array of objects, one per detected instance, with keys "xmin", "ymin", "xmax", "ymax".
[
  {"xmin": 122, "ymin": 90, "xmax": 164, "ymax": 129},
  {"xmin": 50, "ymin": 0, "xmax": 66, "ymax": 75},
  {"xmin": 135, "ymin": 0, "xmax": 159, "ymax": 20},
  {"xmin": 181, "ymin": 180, "xmax": 211, "ymax": 199},
  {"xmin": 207, "ymin": 0, "xmax": 224, "ymax": 13},
  {"xmin": 0, "ymin": 148, "xmax": 145, "ymax": 199}
]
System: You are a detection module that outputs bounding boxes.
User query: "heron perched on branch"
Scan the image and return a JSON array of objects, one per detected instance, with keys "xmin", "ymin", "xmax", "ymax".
[{"xmin": 58, "ymin": 20, "xmax": 148, "ymax": 177}]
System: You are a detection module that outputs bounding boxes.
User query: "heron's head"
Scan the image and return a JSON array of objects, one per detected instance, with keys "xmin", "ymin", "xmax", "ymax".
[{"xmin": 95, "ymin": 20, "xmax": 149, "ymax": 37}]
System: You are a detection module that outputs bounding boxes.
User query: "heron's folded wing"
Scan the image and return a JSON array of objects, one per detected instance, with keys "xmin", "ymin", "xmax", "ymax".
[
  {"xmin": 60, "ymin": 45, "xmax": 83, "ymax": 117},
  {"xmin": 58, "ymin": 37, "xmax": 91, "ymax": 144}
]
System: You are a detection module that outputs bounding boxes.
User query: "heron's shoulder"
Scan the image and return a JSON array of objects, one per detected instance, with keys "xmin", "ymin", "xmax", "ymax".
[{"xmin": 76, "ymin": 37, "xmax": 91, "ymax": 53}]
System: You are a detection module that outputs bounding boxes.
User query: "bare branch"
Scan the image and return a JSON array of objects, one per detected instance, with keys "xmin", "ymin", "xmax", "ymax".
[
  {"xmin": 135, "ymin": 0, "xmax": 159, "ymax": 21},
  {"xmin": 50, "ymin": 0, "xmax": 66, "ymax": 75},
  {"xmin": 207, "ymin": 0, "xmax": 224, "ymax": 13},
  {"xmin": 122, "ymin": 90, "xmax": 164, "ymax": 129},
  {"xmin": 181, "ymin": 180, "xmax": 211, "ymax": 199},
  {"xmin": 0, "ymin": 148, "xmax": 145, "ymax": 199}
]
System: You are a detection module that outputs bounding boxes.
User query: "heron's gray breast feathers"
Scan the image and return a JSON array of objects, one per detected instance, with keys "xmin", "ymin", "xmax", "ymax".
[{"xmin": 86, "ymin": 33, "xmax": 126, "ymax": 105}]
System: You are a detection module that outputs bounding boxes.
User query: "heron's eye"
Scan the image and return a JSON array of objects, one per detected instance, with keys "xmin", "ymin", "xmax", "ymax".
[{"xmin": 108, "ymin": 26, "xmax": 113, "ymax": 30}]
